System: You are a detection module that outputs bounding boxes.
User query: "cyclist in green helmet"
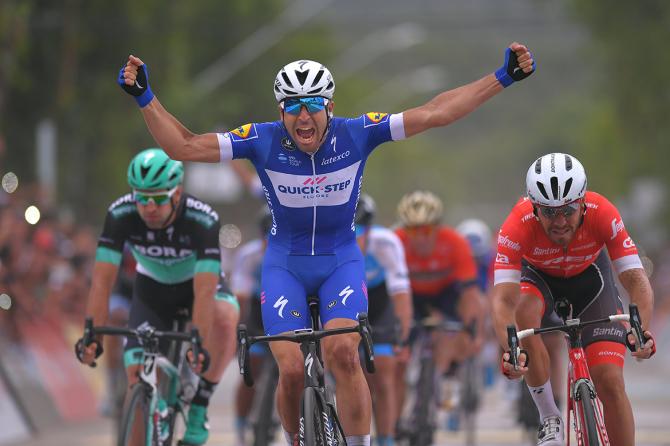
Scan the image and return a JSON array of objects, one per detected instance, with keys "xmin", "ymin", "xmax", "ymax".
[{"xmin": 77, "ymin": 148, "xmax": 240, "ymax": 446}]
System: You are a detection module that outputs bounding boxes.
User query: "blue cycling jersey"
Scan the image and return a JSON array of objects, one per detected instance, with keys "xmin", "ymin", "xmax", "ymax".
[{"xmin": 218, "ymin": 113, "xmax": 405, "ymax": 255}]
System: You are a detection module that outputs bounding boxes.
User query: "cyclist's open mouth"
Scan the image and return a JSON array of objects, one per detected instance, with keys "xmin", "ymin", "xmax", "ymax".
[{"xmin": 296, "ymin": 127, "xmax": 316, "ymax": 143}]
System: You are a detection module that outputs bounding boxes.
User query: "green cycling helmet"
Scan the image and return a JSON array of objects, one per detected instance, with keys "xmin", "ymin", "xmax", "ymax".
[{"xmin": 127, "ymin": 148, "xmax": 184, "ymax": 190}]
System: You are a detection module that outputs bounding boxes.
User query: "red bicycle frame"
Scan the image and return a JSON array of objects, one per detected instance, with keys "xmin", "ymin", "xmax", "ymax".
[
  {"xmin": 565, "ymin": 338, "xmax": 609, "ymax": 445},
  {"xmin": 508, "ymin": 304, "xmax": 645, "ymax": 446}
]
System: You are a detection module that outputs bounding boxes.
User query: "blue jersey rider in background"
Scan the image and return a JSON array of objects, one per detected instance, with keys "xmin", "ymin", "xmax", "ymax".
[{"xmin": 118, "ymin": 42, "xmax": 535, "ymax": 446}]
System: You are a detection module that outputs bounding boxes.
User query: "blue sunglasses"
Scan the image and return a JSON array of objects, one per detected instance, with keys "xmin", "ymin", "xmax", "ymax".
[{"xmin": 282, "ymin": 97, "xmax": 328, "ymax": 115}]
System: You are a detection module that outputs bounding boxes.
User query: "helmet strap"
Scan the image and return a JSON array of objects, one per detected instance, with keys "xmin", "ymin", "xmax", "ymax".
[{"xmin": 159, "ymin": 190, "xmax": 183, "ymax": 230}]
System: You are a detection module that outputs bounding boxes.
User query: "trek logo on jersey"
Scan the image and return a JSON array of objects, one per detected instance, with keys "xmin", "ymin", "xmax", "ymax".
[
  {"xmin": 265, "ymin": 162, "xmax": 361, "ymax": 208},
  {"xmin": 364, "ymin": 112, "xmax": 389, "ymax": 127},
  {"xmin": 610, "ymin": 218, "xmax": 624, "ymax": 240},
  {"xmin": 229, "ymin": 123, "xmax": 258, "ymax": 142}
]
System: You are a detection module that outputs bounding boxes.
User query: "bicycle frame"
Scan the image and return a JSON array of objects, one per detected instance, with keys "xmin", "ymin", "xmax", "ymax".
[
  {"xmin": 508, "ymin": 304, "xmax": 646, "ymax": 446},
  {"xmin": 82, "ymin": 317, "xmax": 203, "ymax": 446}
]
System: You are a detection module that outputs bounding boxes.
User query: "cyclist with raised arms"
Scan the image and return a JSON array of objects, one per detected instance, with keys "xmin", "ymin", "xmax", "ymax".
[
  {"xmin": 355, "ymin": 193, "xmax": 412, "ymax": 446},
  {"xmin": 76, "ymin": 148, "xmax": 240, "ymax": 446},
  {"xmin": 394, "ymin": 192, "xmax": 486, "ymax": 397},
  {"xmin": 118, "ymin": 43, "xmax": 535, "ymax": 446},
  {"xmin": 492, "ymin": 152, "xmax": 656, "ymax": 446}
]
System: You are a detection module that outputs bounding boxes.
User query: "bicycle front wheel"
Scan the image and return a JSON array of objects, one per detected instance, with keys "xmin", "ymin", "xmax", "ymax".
[
  {"xmin": 300, "ymin": 387, "xmax": 326, "ymax": 446},
  {"xmin": 118, "ymin": 383, "xmax": 155, "ymax": 446},
  {"xmin": 252, "ymin": 360, "xmax": 279, "ymax": 446},
  {"xmin": 574, "ymin": 381, "xmax": 602, "ymax": 446}
]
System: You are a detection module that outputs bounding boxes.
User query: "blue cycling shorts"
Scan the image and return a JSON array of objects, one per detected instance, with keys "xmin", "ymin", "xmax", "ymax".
[{"xmin": 260, "ymin": 244, "xmax": 368, "ymax": 335}]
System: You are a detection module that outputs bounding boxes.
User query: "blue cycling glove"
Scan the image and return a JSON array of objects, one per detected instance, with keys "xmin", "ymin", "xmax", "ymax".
[
  {"xmin": 495, "ymin": 47, "xmax": 535, "ymax": 88},
  {"xmin": 118, "ymin": 62, "xmax": 154, "ymax": 107}
]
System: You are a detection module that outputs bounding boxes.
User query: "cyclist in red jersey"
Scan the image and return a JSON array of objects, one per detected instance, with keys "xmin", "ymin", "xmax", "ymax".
[
  {"xmin": 395, "ymin": 191, "xmax": 485, "ymax": 387},
  {"xmin": 492, "ymin": 153, "xmax": 656, "ymax": 446}
]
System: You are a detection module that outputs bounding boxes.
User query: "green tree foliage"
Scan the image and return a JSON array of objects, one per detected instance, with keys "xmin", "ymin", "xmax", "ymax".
[
  {"xmin": 568, "ymin": 1, "xmax": 670, "ymax": 194},
  {"xmin": 0, "ymin": 0, "xmax": 333, "ymax": 223}
]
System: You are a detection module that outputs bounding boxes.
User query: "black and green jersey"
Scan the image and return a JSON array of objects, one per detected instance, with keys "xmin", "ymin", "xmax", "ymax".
[{"xmin": 96, "ymin": 193, "xmax": 221, "ymax": 284}]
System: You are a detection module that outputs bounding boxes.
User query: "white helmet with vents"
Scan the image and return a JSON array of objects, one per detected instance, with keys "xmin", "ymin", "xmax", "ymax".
[
  {"xmin": 273, "ymin": 60, "xmax": 335, "ymax": 102},
  {"xmin": 526, "ymin": 153, "xmax": 587, "ymax": 207},
  {"xmin": 456, "ymin": 219, "xmax": 492, "ymax": 258}
]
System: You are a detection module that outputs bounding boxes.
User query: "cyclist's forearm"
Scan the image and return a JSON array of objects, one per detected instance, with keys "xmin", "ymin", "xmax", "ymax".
[
  {"xmin": 140, "ymin": 99, "xmax": 217, "ymax": 162},
  {"xmin": 85, "ymin": 261, "xmax": 119, "ymax": 326},
  {"xmin": 491, "ymin": 282, "xmax": 519, "ymax": 349},
  {"xmin": 391, "ymin": 290, "xmax": 412, "ymax": 341},
  {"xmin": 192, "ymin": 273, "xmax": 218, "ymax": 341},
  {"xmin": 619, "ymin": 267, "xmax": 655, "ymax": 330}
]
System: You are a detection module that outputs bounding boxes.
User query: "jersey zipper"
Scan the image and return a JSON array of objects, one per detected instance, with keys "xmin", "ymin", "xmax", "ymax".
[{"xmin": 310, "ymin": 153, "xmax": 317, "ymax": 255}]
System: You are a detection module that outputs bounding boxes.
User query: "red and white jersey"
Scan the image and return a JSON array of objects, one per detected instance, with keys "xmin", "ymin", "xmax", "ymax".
[
  {"xmin": 396, "ymin": 226, "xmax": 477, "ymax": 296},
  {"xmin": 494, "ymin": 191, "xmax": 642, "ymax": 284}
]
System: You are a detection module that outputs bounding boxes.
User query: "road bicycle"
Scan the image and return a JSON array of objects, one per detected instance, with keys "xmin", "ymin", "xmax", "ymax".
[
  {"xmin": 238, "ymin": 296, "xmax": 375, "ymax": 446},
  {"xmin": 396, "ymin": 318, "xmax": 478, "ymax": 446},
  {"xmin": 507, "ymin": 303, "xmax": 647, "ymax": 446},
  {"xmin": 247, "ymin": 353, "xmax": 280, "ymax": 446},
  {"xmin": 82, "ymin": 314, "xmax": 204, "ymax": 446}
]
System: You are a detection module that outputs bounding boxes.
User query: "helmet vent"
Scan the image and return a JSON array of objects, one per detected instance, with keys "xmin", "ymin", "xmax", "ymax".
[
  {"xmin": 140, "ymin": 165, "xmax": 151, "ymax": 178},
  {"xmin": 312, "ymin": 70, "xmax": 324, "ymax": 86},
  {"xmin": 154, "ymin": 164, "xmax": 167, "ymax": 180},
  {"xmin": 281, "ymin": 72, "xmax": 292, "ymax": 87},
  {"xmin": 563, "ymin": 178, "xmax": 573, "ymax": 198},
  {"xmin": 536, "ymin": 181, "xmax": 550, "ymax": 200},
  {"xmin": 550, "ymin": 176, "xmax": 559, "ymax": 199},
  {"xmin": 295, "ymin": 70, "xmax": 309, "ymax": 86},
  {"xmin": 565, "ymin": 155, "xmax": 573, "ymax": 170},
  {"xmin": 534, "ymin": 159, "xmax": 542, "ymax": 174}
]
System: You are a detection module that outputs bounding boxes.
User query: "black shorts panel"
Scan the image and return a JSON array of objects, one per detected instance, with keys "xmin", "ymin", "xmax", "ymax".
[{"xmin": 520, "ymin": 251, "xmax": 626, "ymax": 347}]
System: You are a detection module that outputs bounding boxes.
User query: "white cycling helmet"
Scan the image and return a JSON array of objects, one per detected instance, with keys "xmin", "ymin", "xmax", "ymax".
[
  {"xmin": 456, "ymin": 218, "xmax": 492, "ymax": 258},
  {"xmin": 397, "ymin": 190, "xmax": 444, "ymax": 227},
  {"xmin": 526, "ymin": 153, "xmax": 587, "ymax": 207},
  {"xmin": 273, "ymin": 60, "xmax": 335, "ymax": 102}
]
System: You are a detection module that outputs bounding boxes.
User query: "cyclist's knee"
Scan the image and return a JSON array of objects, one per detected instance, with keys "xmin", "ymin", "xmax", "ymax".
[
  {"xmin": 591, "ymin": 364, "xmax": 626, "ymax": 400},
  {"xmin": 324, "ymin": 336, "xmax": 360, "ymax": 375},
  {"xmin": 277, "ymin": 360, "xmax": 303, "ymax": 391},
  {"xmin": 515, "ymin": 293, "xmax": 543, "ymax": 329},
  {"xmin": 211, "ymin": 301, "xmax": 239, "ymax": 333}
]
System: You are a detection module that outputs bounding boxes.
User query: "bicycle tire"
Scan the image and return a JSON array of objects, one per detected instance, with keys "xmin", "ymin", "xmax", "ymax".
[
  {"xmin": 412, "ymin": 357, "xmax": 436, "ymax": 446},
  {"xmin": 118, "ymin": 383, "xmax": 155, "ymax": 446},
  {"xmin": 575, "ymin": 381, "xmax": 601, "ymax": 446},
  {"xmin": 300, "ymin": 387, "xmax": 327, "ymax": 446},
  {"xmin": 252, "ymin": 360, "xmax": 279, "ymax": 446}
]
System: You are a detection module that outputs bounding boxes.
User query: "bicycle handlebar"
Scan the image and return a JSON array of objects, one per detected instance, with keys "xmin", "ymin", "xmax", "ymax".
[
  {"xmin": 237, "ymin": 313, "xmax": 375, "ymax": 387},
  {"xmin": 506, "ymin": 304, "xmax": 644, "ymax": 370},
  {"xmin": 82, "ymin": 317, "xmax": 205, "ymax": 369}
]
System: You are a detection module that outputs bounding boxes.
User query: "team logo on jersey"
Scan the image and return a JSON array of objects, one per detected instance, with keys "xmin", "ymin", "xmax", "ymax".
[
  {"xmin": 281, "ymin": 137, "xmax": 296, "ymax": 151},
  {"xmin": 229, "ymin": 123, "xmax": 258, "ymax": 142},
  {"xmin": 364, "ymin": 112, "xmax": 388, "ymax": 126}
]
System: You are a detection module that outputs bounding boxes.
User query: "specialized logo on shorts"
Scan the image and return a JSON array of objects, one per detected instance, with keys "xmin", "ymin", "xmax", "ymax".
[
  {"xmin": 327, "ymin": 300, "xmax": 337, "ymax": 309},
  {"xmin": 229, "ymin": 123, "xmax": 258, "ymax": 142},
  {"xmin": 339, "ymin": 285, "xmax": 354, "ymax": 306},
  {"xmin": 273, "ymin": 295, "xmax": 288, "ymax": 318},
  {"xmin": 363, "ymin": 112, "xmax": 389, "ymax": 127},
  {"xmin": 291, "ymin": 310, "xmax": 302, "ymax": 318}
]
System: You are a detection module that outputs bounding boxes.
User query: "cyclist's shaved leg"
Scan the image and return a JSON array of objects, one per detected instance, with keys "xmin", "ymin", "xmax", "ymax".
[
  {"xmin": 270, "ymin": 339, "xmax": 304, "ymax": 434},
  {"xmin": 322, "ymin": 318, "xmax": 372, "ymax": 437},
  {"xmin": 590, "ymin": 362, "xmax": 634, "ymax": 446},
  {"xmin": 365, "ymin": 355, "xmax": 397, "ymax": 440}
]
